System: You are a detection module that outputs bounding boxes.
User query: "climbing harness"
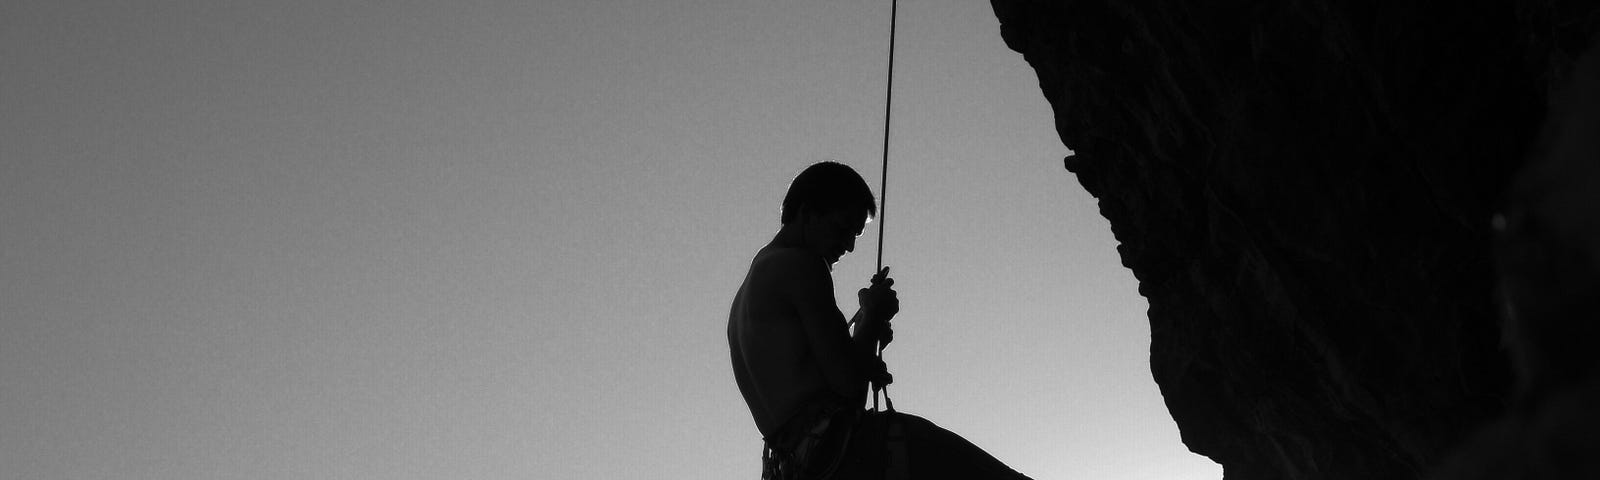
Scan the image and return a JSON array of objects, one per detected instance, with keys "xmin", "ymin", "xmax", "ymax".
[{"xmin": 762, "ymin": 398, "xmax": 858, "ymax": 480}]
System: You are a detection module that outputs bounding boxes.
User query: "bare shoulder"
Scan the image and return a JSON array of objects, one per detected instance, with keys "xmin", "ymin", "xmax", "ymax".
[
  {"xmin": 747, "ymin": 246, "xmax": 835, "ymax": 314},
  {"xmin": 751, "ymin": 247, "xmax": 829, "ymax": 287}
]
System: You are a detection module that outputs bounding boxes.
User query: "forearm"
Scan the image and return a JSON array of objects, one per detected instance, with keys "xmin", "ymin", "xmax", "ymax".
[
  {"xmin": 849, "ymin": 309, "xmax": 882, "ymax": 356},
  {"xmin": 848, "ymin": 309, "xmax": 886, "ymax": 395}
]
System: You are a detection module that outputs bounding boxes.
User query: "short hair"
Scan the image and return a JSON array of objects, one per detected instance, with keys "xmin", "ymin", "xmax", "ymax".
[{"xmin": 781, "ymin": 161, "xmax": 877, "ymax": 224}]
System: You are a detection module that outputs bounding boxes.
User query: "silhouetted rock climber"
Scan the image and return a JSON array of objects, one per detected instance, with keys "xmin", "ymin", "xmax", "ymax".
[{"xmin": 730, "ymin": 161, "xmax": 1032, "ymax": 479}]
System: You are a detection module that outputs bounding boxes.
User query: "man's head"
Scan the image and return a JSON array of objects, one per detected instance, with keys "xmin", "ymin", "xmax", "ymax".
[{"xmin": 781, "ymin": 161, "xmax": 877, "ymax": 264}]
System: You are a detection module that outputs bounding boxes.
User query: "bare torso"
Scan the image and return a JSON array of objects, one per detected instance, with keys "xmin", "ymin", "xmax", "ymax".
[{"xmin": 728, "ymin": 244, "xmax": 860, "ymax": 438}]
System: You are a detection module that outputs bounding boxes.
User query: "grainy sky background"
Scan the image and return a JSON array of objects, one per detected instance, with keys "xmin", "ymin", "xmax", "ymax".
[{"xmin": 1, "ymin": 1, "xmax": 1220, "ymax": 479}]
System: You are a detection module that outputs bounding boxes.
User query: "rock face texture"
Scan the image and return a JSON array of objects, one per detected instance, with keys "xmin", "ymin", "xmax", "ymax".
[{"xmin": 989, "ymin": 1, "xmax": 1600, "ymax": 479}]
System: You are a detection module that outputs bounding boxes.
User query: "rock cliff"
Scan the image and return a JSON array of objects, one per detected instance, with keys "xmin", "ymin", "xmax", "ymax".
[{"xmin": 990, "ymin": 1, "xmax": 1600, "ymax": 478}]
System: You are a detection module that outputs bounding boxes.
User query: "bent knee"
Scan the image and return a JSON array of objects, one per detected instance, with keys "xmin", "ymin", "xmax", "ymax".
[{"xmin": 881, "ymin": 411, "xmax": 939, "ymax": 435}]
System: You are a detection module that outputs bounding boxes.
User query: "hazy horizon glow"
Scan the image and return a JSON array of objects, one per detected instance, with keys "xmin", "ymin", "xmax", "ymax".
[{"xmin": 1, "ymin": 1, "xmax": 1220, "ymax": 479}]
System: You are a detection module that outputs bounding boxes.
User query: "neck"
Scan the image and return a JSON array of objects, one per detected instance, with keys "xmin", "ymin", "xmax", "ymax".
[
  {"xmin": 771, "ymin": 222, "xmax": 834, "ymax": 271},
  {"xmin": 771, "ymin": 222, "xmax": 806, "ymax": 250}
]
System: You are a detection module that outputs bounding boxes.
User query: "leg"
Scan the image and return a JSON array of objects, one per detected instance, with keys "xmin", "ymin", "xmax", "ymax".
[{"xmin": 892, "ymin": 412, "xmax": 1032, "ymax": 479}]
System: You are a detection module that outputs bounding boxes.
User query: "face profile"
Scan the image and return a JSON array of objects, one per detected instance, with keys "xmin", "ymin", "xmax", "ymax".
[{"xmin": 804, "ymin": 208, "xmax": 868, "ymax": 265}]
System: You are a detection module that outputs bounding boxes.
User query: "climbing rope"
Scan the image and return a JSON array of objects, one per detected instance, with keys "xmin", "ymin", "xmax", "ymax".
[
  {"xmin": 871, "ymin": 6, "xmax": 907, "ymax": 475},
  {"xmin": 871, "ymin": 0, "xmax": 898, "ymax": 414},
  {"xmin": 875, "ymin": 0, "xmax": 895, "ymax": 274}
]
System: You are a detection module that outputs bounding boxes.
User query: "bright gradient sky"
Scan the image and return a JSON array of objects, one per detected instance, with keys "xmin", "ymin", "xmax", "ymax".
[{"xmin": 1, "ymin": 1, "xmax": 1220, "ymax": 479}]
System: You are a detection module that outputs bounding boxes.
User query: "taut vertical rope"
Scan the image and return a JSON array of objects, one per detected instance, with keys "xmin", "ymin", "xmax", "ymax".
[
  {"xmin": 876, "ymin": 0, "xmax": 896, "ymax": 274},
  {"xmin": 872, "ymin": 0, "xmax": 898, "ymax": 413}
]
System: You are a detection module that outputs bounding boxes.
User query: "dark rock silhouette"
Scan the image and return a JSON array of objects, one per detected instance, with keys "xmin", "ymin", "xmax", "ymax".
[
  {"xmin": 1431, "ymin": 29, "xmax": 1600, "ymax": 480},
  {"xmin": 990, "ymin": 1, "xmax": 1600, "ymax": 479}
]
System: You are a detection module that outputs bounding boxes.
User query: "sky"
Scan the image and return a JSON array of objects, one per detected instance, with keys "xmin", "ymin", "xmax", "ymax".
[{"xmin": 0, "ymin": 1, "xmax": 1221, "ymax": 479}]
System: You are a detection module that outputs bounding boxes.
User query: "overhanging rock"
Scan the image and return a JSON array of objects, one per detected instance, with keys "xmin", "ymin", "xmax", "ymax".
[{"xmin": 991, "ymin": 1, "xmax": 1599, "ymax": 478}]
